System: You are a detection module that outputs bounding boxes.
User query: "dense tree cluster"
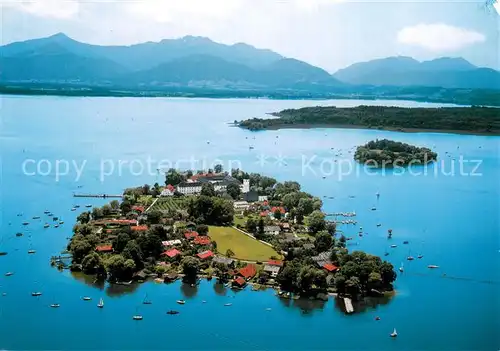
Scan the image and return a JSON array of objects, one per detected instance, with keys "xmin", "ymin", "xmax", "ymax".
[
  {"xmin": 238, "ymin": 106, "xmax": 500, "ymax": 133},
  {"xmin": 186, "ymin": 195, "xmax": 234, "ymax": 226},
  {"xmin": 354, "ymin": 139, "xmax": 438, "ymax": 166}
]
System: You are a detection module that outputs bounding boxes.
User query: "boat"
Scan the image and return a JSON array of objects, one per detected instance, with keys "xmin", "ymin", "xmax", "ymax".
[
  {"xmin": 53, "ymin": 217, "xmax": 59, "ymax": 221},
  {"xmin": 0, "ymin": 252, "xmax": 7, "ymax": 256},
  {"xmin": 371, "ymin": 207, "xmax": 376, "ymax": 211},
  {"xmin": 5, "ymin": 272, "xmax": 14, "ymax": 276},
  {"xmin": 417, "ymin": 254, "xmax": 424, "ymax": 259},
  {"xmin": 85, "ymin": 205, "xmax": 92, "ymax": 208},
  {"xmin": 166, "ymin": 310, "xmax": 180, "ymax": 315},
  {"xmin": 44, "ymin": 210, "xmax": 50, "ymax": 214},
  {"xmin": 48, "ymin": 213, "xmax": 53, "ymax": 217},
  {"xmin": 71, "ymin": 208, "xmax": 76, "ymax": 211},
  {"xmin": 176, "ymin": 300, "xmax": 186, "ymax": 305},
  {"xmin": 31, "ymin": 292, "xmax": 42, "ymax": 297},
  {"xmin": 82, "ymin": 296, "xmax": 91, "ymax": 301},
  {"xmin": 54, "ymin": 225, "xmax": 59, "ymax": 228},
  {"xmin": 133, "ymin": 315, "xmax": 143, "ymax": 320},
  {"xmin": 407, "ymin": 256, "xmax": 414, "ymax": 261},
  {"xmin": 32, "ymin": 216, "xmax": 40, "ymax": 220},
  {"xmin": 390, "ymin": 328, "xmax": 398, "ymax": 338},
  {"xmin": 403, "ymin": 241, "xmax": 409, "ymax": 244},
  {"xmin": 249, "ymin": 146, "xmax": 254, "ymax": 150},
  {"xmin": 390, "ymin": 244, "xmax": 397, "ymax": 248},
  {"xmin": 142, "ymin": 294, "xmax": 152, "ymax": 305},
  {"xmin": 399, "ymin": 263, "xmax": 404, "ymax": 273},
  {"xmin": 375, "ymin": 316, "xmax": 381, "ymax": 321},
  {"xmin": 59, "ymin": 221, "xmax": 64, "ymax": 225},
  {"xmin": 44, "ymin": 224, "xmax": 50, "ymax": 228},
  {"xmin": 428, "ymin": 265, "xmax": 439, "ymax": 269},
  {"xmin": 266, "ymin": 308, "xmax": 272, "ymax": 311},
  {"xmin": 377, "ymin": 223, "xmax": 381, "ymax": 227},
  {"xmin": 50, "ymin": 304, "xmax": 60, "ymax": 308},
  {"xmin": 224, "ymin": 303, "xmax": 233, "ymax": 307},
  {"xmin": 97, "ymin": 297, "xmax": 104, "ymax": 308},
  {"xmin": 28, "ymin": 250, "xmax": 36, "ymax": 254},
  {"xmin": 74, "ymin": 205, "xmax": 80, "ymax": 208},
  {"xmin": 16, "ymin": 233, "xmax": 23, "ymax": 237},
  {"xmin": 22, "ymin": 222, "xmax": 29, "ymax": 226}
]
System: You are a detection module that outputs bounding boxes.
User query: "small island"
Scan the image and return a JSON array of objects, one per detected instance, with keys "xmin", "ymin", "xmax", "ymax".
[
  {"xmin": 61, "ymin": 167, "xmax": 396, "ymax": 306},
  {"xmin": 237, "ymin": 105, "xmax": 500, "ymax": 135},
  {"xmin": 354, "ymin": 139, "xmax": 438, "ymax": 166}
]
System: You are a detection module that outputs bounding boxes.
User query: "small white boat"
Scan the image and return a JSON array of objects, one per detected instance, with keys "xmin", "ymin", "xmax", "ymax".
[
  {"xmin": 417, "ymin": 254, "xmax": 423, "ymax": 259},
  {"xmin": 377, "ymin": 224, "xmax": 381, "ymax": 227},
  {"xmin": 5, "ymin": 272, "xmax": 14, "ymax": 276},
  {"xmin": 176, "ymin": 300, "xmax": 186, "ymax": 305},
  {"xmin": 33, "ymin": 216, "xmax": 40, "ymax": 220},
  {"xmin": 133, "ymin": 315, "xmax": 143, "ymax": 320},
  {"xmin": 44, "ymin": 210, "xmax": 50, "ymax": 214},
  {"xmin": 28, "ymin": 250, "xmax": 36, "ymax": 254},
  {"xmin": 399, "ymin": 263, "xmax": 404, "ymax": 273},
  {"xmin": 82, "ymin": 296, "xmax": 91, "ymax": 301},
  {"xmin": 54, "ymin": 225, "xmax": 59, "ymax": 228},
  {"xmin": 85, "ymin": 205, "xmax": 92, "ymax": 208},
  {"xmin": 71, "ymin": 208, "xmax": 76, "ymax": 211},
  {"xmin": 50, "ymin": 304, "xmax": 60, "ymax": 308},
  {"xmin": 407, "ymin": 256, "xmax": 414, "ymax": 261},
  {"xmin": 428, "ymin": 265, "xmax": 439, "ymax": 269},
  {"xmin": 31, "ymin": 292, "xmax": 42, "ymax": 297},
  {"xmin": 59, "ymin": 221, "xmax": 64, "ymax": 225},
  {"xmin": 74, "ymin": 205, "xmax": 80, "ymax": 208},
  {"xmin": 97, "ymin": 297, "xmax": 104, "ymax": 308},
  {"xmin": 371, "ymin": 207, "xmax": 376, "ymax": 211},
  {"xmin": 44, "ymin": 224, "xmax": 50, "ymax": 228},
  {"xmin": 22, "ymin": 222, "xmax": 29, "ymax": 226},
  {"xmin": 224, "ymin": 303, "xmax": 233, "ymax": 307},
  {"xmin": 390, "ymin": 244, "xmax": 397, "ymax": 248},
  {"xmin": 390, "ymin": 328, "xmax": 398, "ymax": 338}
]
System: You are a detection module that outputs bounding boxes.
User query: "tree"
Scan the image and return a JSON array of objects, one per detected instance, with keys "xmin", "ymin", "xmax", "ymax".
[
  {"xmin": 334, "ymin": 274, "xmax": 346, "ymax": 293},
  {"xmin": 123, "ymin": 240, "xmax": 143, "ymax": 267},
  {"xmin": 137, "ymin": 232, "xmax": 162, "ymax": 259},
  {"xmin": 77, "ymin": 212, "xmax": 91, "ymax": 224},
  {"xmin": 367, "ymin": 272, "xmax": 383, "ymax": 291},
  {"xmin": 113, "ymin": 233, "xmax": 130, "ymax": 253},
  {"xmin": 165, "ymin": 169, "xmax": 184, "ymax": 186},
  {"xmin": 214, "ymin": 164, "xmax": 223, "ymax": 173},
  {"xmin": 245, "ymin": 217, "xmax": 257, "ymax": 234},
  {"xmin": 196, "ymin": 224, "xmax": 209, "ymax": 235},
  {"xmin": 142, "ymin": 184, "xmax": 151, "ymax": 195},
  {"xmin": 69, "ymin": 236, "xmax": 93, "ymax": 263},
  {"xmin": 297, "ymin": 197, "xmax": 314, "ymax": 216},
  {"xmin": 315, "ymin": 231, "xmax": 333, "ymax": 252},
  {"xmin": 345, "ymin": 276, "xmax": 361, "ymax": 298},
  {"xmin": 120, "ymin": 200, "xmax": 132, "ymax": 215},
  {"xmin": 147, "ymin": 210, "xmax": 162, "ymax": 225},
  {"xmin": 226, "ymin": 249, "xmax": 235, "ymax": 257},
  {"xmin": 82, "ymin": 252, "xmax": 102, "ymax": 274},
  {"xmin": 201, "ymin": 183, "xmax": 216, "ymax": 197},
  {"xmin": 101, "ymin": 204, "xmax": 112, "ymax": 217},
  {"xmin": 105, "ymin": 254, "xmax": 135, "ymax": 281},
  {"xmin": 307, "ymin": 210, "xmax": 326, "ymax": 234},
  {"xmin": 181, "ymin": 256, "xmax": 200, "ymax": 281},
  {"xmin": 258, "ymin": 218, "xmax": 265, "ymax": 235},
  {"xmin": 276, "ymin": 261, "xmax": 300, "ymax": 292},
  {"xmin": 92, "ymin": 207, "xmax": 104, "ymax": 220},
  {"xmin": 110, "ymin": 200, "xmax": 120, "ymax": 210},
  {"xmin": 297, "ymin": 266, "xmax": 316, "ymax": 292},
  {"xmin": 326, "ymin": 222, "xmax": 337, "ymax": 236},
  {"xmin": 74, "ymin": 223, "xmax": 93, "ymax": 236},
  {"xmin": 226, "ymin": 183, "xmax": 241, "ymax": 200}
]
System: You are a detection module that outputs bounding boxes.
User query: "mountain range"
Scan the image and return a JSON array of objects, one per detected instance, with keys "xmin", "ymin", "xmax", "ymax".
[{"xmin": 0, "ymin": 33, "xmax": 499, "ymax": 91}]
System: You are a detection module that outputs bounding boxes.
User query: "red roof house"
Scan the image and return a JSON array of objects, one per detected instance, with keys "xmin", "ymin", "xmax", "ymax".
[
  {"xmin": 96, "ymin": 245, "xmax": 113, "ymax": 253},
  {"xmin": 323, "ymin": 263, "xmax": 338, "ymax": 272},
  {"xmin": 267, "ymin": 260, "xmax": 284, "ymax": 267},
  {"xmin": 131, "ymin": 225, "xmax": 149, "ymax": 232},
  {"xmin": 162, "ymin": 248, "xmax": 181, "ymax": 258},
  {"xmin": 132, "ymin": 205, "xmax": 145, "ymax": 213},
  {"xmin": 238, "ymin": 264, "xmax": 257, "ymax": 279},
  {"xmin": 194, "ymin": 236, "xmax": 211, "ymax": 245},
  {"xmin": 197, "ymin": 250, "xmax": 214, "ymax": 260},
  {"xmin": 166, "ymin": 184, "xmax": 175, "ymax": 192},
  {"xmin": 232, "ymin": 276, "xmax": 247, "ymax": 287},
  {"xmin": 260, "ymin": 211, "xmax": 269, "ymax": 217},
  {"xmin": 185, "ymin": 231, "xmax": 199, "ymax": 240},
  {"xmin": 271, "ymin": 206, "xmax": 286, "ymax": 214}
]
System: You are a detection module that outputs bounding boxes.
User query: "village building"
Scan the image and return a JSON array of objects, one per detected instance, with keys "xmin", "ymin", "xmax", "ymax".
[
  {"xmin": 264, "ymin": 225, "xmax": 281, "ymax": 236},
  {"xmin": 162, "ymin": 248, "xmax": 181, "ymax": 259},
  {"xmin": 184, "ymin": 231, "xmax": 199, "ymax": 240},
  {"xmin": 176, "ymin": 173, "xmax": 249, "ymax": 195},
  {"xmin": 212, "ymin": 256, "xmax": 235, "ymax": 267},
  {"xmin": 131, "ymin": 225, "xmax": 148, "ymax": 232},
  {"xmin": 237, "ymin": 264, "xmax": 257, "ymax": 280},
  {"xmin": 233, "ymin": 201, "xmax": 250, "ymax": 210},
  {"xmin": 243, "ymin": 190, "xmax": 259, "ymax": 202},
  {"xmin": 162, "ymin": 239, "xmax": 182, "ymax": 247},
  {"xmin": 194, "ymin": 236, "xmax": 211, "ymax": 245},
  {"xmin": 95, "ymin": 245, "xmax": 113, "ymax": 253},
  {"xmin": 312, "ymin": 251, "xmax": 333, "ymax": 268},
  {"xmin": 322, "ymin": 263, "xmax": 338, "ymax": 273},
  {"xmin": 263, "ymin": 264, "xmax": 281, "ymax": 278},
  {"xmin": 160, "ymin": 184, "xmax": 176, "ymax": 197},
  {"xmin": 258, "ymin": 196, "xmax": 268, "ymax": 202},
  {"xmin": 232, "ymin": 276, "xmax": 247, "ymax": 288},
  {"xmin": 197, "ymin": 250, "xmax": 214, "ymax": 260}
]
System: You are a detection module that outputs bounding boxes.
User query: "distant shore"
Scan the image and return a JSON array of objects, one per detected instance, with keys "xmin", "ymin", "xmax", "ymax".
[{"xmin": 244, "ymin": 123, "xmax": 500, "ymax": 136}]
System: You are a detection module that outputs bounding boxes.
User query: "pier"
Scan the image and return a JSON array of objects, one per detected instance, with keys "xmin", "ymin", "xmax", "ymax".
[
  {"xmin": 343, "ymin": 297, "xmax": 354, "ymax": 314},
  {"xmin": 73, "ymin": 194, "xmax": 123, "ymax": 198}
]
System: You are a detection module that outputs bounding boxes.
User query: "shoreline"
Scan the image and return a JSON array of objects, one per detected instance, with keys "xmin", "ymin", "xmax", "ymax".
[{"xmin": 241, "ymin": 123, "xmax": 500, "ymax": 136}]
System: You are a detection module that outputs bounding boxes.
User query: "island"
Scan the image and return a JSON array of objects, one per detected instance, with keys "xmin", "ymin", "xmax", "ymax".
[
  {"xmin": 237, "ymin": 105, "xmax": 500, "ymax": 135},
  {"xmin": 61, "ymin": 167, "xmax": 397, "ymax": 305},
  {"xmin": 354, "ymin": 139, "xmax": 438, "ymax": 166}
]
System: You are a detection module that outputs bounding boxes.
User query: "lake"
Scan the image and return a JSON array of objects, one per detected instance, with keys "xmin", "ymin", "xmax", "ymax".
[{"xmin": 0, "ymin": 96, "xmax": 498, "ymax": 350}]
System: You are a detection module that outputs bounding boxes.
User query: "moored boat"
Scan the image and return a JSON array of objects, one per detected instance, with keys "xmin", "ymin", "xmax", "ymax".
[
  {"xmin": 50, "ymin": 304, "xmax": 60, "ymax": 308},
  {"xmin": 28, "ymin": 250, "xmax": 36, "ymax": 254},
  {"xmin": 390, "ymin": 328, "xmax": 398, "ymax": 338},
  {"xmin": 224, "ymin": 303, "xmax": 233, "ymax": 306},
  {"xmin": 44, "ymin": 224, "xmax": 50, "ymax": 228},
  {"xmin": 133, "ymin": 315, "xmax": 143, "ymax": 320},
  {"xmin": 82, "ymin": 296, "xmax": 91, "ymax": 301},
  {"xmin": 31, "ymin": 292, "xmax": 42, "ymax": 297},
  {"xmin": 428, "ymin": 265, "xmax": 439, "ymax": 269},
  {"xmin": 5, "ymin": 272, "xmax": 14, "ymax": 276},
  {"xmin": 97, "ymin": 297, "xmax": 104, "ymax": 308},
  {"xmin": 166, "ymin": 310, "xmax": 180, "ymax": 315},
  {"xmin": 176, "ymin": 300, "xmax": 186, "ymax": 305}
]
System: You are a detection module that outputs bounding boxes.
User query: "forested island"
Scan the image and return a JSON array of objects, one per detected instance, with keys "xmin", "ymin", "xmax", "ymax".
[
  {"xmin": 61, "ymin": 167, "xmax": 396, "ymax": 303},
  {"xmin": 354, "ymin": 139, "xmax": 438, "ymax": 166},
  {"xmin": 237, "ymin": 105, "xmax": 500, "ymax": 135}
]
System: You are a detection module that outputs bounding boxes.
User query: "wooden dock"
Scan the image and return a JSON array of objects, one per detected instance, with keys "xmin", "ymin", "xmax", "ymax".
[
  {"xmin": 73, "ymin": 194, "xmax": 123, "ymax": 198},
  {"xmin": 344, "ymin": 297, "xmax": 354, "ymax": 314}
]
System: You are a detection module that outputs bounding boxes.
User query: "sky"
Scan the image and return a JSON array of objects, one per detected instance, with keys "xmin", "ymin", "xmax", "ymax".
[{"xmin": 0, "ymin": 0, "xmax": 498, "ymax": 72}]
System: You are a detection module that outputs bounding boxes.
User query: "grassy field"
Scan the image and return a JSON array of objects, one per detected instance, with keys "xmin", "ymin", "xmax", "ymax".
[
  {"xmin": 208, "ymin": 226, "xmax": 282, "ymax": 262},
  {"xmin": 149, "ymin": 197, "xmax": 188, "ymax": 212}
]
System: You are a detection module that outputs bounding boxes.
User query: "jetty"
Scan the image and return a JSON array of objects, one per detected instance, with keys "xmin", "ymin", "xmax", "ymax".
[
  {"xmin": 73, "ymin": 194, "xmax": 123, "ymax": 199},
  {"xmin": 343, "ymin": 297, "xmax": 354, "ymax": 314}
]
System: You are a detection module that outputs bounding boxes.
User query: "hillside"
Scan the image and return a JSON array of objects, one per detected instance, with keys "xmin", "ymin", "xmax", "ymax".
[{"xmin": 333, "ymin": 57, "xmax": 500, "ymax": 89}]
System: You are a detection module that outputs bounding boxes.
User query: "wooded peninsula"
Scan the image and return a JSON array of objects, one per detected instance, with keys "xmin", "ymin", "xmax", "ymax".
[{"xmin": 237, "ymin": 105, "xmax": 500, "ymax": 135}]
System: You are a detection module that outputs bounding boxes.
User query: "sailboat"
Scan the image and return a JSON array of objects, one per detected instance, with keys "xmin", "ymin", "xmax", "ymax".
[
  {"xmin": 97, "ymin": 297, "xmax": 104, "ymax": 308},
  {"xmin": 132, "ymin": 307, "xmax": 143, "ymax": 320},
  {"xmin": 407, "ymin": 249, "xmax": 414, "ymax": 261},
  {"xmin": 387, "ymin": 229, "xmax": 393, "ymax": 239},
  {"xmin": 399, "ymin": 262, "xmax": 404, "ymax": 273},
  {"xmin": 390, "ymin": 328, "xmax": 398, "ymax": 337},
  {"xmin": 142, "ymin": 294, "xmax": 152, "ymax": 305}
]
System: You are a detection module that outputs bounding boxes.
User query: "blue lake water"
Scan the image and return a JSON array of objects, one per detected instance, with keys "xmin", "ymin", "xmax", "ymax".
[{"xmin": 0, "ymin": 96, "xmax": 498, "ymax": 350}]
